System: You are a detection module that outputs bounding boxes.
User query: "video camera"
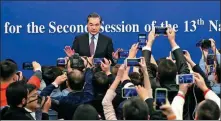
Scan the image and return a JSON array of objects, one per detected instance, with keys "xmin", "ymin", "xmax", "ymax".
[
  {"xmin": 196, "ymin": 39, "xmax": 211, "ymax": 49},
  {"xmin": 69, "ymin": 53, "xmax": 85, "ymax": 71}
]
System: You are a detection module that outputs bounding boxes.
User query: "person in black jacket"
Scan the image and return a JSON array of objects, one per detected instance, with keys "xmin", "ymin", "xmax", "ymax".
[{"xmin": 1, "ymin": 81, "xmax": 51, "ymax": 120}]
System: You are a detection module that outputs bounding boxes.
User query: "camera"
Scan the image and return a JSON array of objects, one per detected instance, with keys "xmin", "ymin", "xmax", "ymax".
[
  {"xmin": 196, "ymin": 39, "xmax": 211, "ymax": 49},
  {"xmin": 69, "ymin": 53, "xmax": 85, "ymax": 70}
]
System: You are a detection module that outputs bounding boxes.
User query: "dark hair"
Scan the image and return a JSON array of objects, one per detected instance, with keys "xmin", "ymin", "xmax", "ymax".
[
  {"xmin": 156, "ymin": 57, "xmax": 167, "ymax": 65},
  {"xmin": 26, "ymin": 84, "xmax": 37, "ymax": 93},
  {"xmin": 5, "ymin": 59, "xmax": 17, "ymax": 66},
  {"xmin": 92, "ymin": 71, "xmax": 109, "ymax": 94},
  {"xmin": 0, "ymin": 60, "xmax": 18, "ymax": 81},
  {"xmin": 157, "ymin": 59, "xmax": 177, "ymax": 85},
  {"xmin": 87, "ymin": 12, "xmax": 102, "ymax": 24},
  {"xmin": 129, "ymin": 72, "xmax": 143, "ymax": 86},
  {"xmin": 123, "ymin": 97, "xmax": 149, "ymax": 120},
  {"xmin": 42, "ymin": 66, "xmax": 63, "ymax": 86},
  {"xmin": 215, "ymin": 64, "xmax": 220, "ymax": 83},
  {"xmin": 73, "ymin": 104, "xmax": 99, "ymax": 120},
  {"xmin": 6, "ymin": 81, "xmax": 28, "ymax": 107},
  {"xmin": 67, "ymin": 69, "xmax": 84, "ymax": 91},
  {"xmin": 197, "ymin": 99, "xmax": 220, "ymax": 120}
]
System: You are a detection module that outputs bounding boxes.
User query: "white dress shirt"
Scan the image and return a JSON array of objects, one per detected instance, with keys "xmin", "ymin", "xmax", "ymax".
[
  {"xmin": 89, "ymin": 33, "xmax": 99, "ymax": 54},
  {"xmin": 24, "ymin": 108, "xmax": 36, "ymax": 120}
]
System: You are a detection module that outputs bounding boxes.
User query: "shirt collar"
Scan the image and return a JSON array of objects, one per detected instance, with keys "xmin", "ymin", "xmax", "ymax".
[{"xmin": 89, "ymin": 33, "xmax": 99, "ymax": 40}]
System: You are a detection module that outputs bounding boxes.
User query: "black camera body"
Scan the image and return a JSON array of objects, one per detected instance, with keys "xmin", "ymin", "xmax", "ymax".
[
  {"xmin": 196, "ymin": 39, "xmax": 211, "ymax": 49},
  {"xmin": 69, "ymin": 53, "xmax": 85, "ymax": 70}
]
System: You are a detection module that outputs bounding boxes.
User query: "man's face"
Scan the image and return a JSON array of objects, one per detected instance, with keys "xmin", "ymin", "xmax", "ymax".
[
  {"xmin": 87, "ymin": 17, "xmax": 101, "ymax": 35},
  {"xmin": 26, "ymin": 89, "xmax": 39, "ymax": 111}
]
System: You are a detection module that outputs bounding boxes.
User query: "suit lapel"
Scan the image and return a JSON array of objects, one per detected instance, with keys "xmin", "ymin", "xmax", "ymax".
[
  {"xmin": 95, "ymin": 34, "xmax": 102, "ymax": 56},
  {"xmin": 84, "ymin": 33, "xmax": 90, "ymax": 56}
]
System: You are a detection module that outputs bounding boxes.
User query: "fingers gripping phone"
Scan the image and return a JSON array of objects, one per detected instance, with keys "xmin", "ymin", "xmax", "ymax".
[{"xmin": 155, "ymin": 88, "xmax": 168, "ymax": 110}]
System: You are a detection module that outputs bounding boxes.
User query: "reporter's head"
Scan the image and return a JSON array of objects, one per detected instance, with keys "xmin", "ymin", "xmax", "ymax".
[
  {"xmin": 157, "ymin": 59, "xmax": 177, "ymax": 85},
  {"xmin": 73, "ymin": 104, "xmax": 99, "ymax": 120},
  {"xmin": 87, "ymin": 12, "xmax": 102, "ymax": 35},
  {"xmin": 92, "ymin": 71, "xmax": 109, "ymax": 94},
  {"xmin": 129, "ymin": 72, "xmax": 143, "ymax": 86},
  {"xmin": 25, "ymin": 84, "xmax": 39, "ymax": 111},
  {"xmin": 123, "ymin": 97, "xmax": 149, "ymax": 120},
  {"xmin": 6, "ymin": 81, "xmax": 28, "ymax": 107},
  {"xmin": 42, "ymin": 66, "xmax": 63, "ymax": 86},
  {"xmin": 67, "ymin": 69, "xmax": 84, "ymax": 91},
  {"xmin": 196, "ymin": 99, "xmax": 220, "ymax": 120},
  {"xmin": 0, "ymin": 60, "xmax": 18, "ymax": 82}
]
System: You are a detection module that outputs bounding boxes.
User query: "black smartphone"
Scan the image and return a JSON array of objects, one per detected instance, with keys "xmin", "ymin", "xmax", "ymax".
[
  {"xmin": 155, "ymin": 88, "xmax": 167, "ymax": 110},
  {"xmin": 138, "ymin": 34, "xmax": 147, "ymax": 49},
  {"xmin": 22, "ymin": 62, "xmax": 33, "ymax": 70},
  {"xmin": 155, "ymin": 26, "xmax": 167, "ymax": 35},
  {"xmin": 207, "ymin": 54, "xmax": 215, "ymax": 65}
]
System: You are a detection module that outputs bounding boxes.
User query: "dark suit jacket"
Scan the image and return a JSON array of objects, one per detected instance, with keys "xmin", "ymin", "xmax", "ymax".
[{"xmin": 72, "ymin": 33, "xmax": 114, "ymax": 62}]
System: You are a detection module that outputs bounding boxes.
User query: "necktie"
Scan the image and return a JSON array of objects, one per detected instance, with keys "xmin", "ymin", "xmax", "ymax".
[{"xmin": 90, "ymin": 36, "xmax": 95, "ymax": 56}]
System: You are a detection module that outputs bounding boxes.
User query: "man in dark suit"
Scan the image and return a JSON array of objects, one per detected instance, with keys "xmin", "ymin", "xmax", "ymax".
[{"xmin": 72, "ymin": 12, "xmax": 114, "ymax": 62}]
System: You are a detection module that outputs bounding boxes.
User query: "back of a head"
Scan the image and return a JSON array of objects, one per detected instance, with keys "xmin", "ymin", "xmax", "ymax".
[
  {"xmin": 129, "ymin": 72, "xmax": 143, "ymax": 86},
  {"xmin": 197, "ymin": 99, "xmax": 220, "ymax": 120},
  {"xmin": 73, "ymin": 104, "xmax": 99, "ymax": 120},
  {"xmin": 42, "ymin": 66, "xmax": 63, "ymax": 86},
  {"xmin": 92, "ymin": 71, "xmax": 109, "ymax": 94},
  {"xmin": 0, "ymin": 60, "xmax": 18, "ymax": 81},
  {"xmin": 157, "ymin": 59, "xmax": 177, "ymax": 85},
  {"xmin": 6, "ymin": 81, "xmax": 28, "ymax": 107},
  {"xmin": 123, "ymin": 97, "xmax": 149, "ymax": 120},
  {"xmin": 67, "ymin": 69, "xmax": 84, "ymax": 91}
]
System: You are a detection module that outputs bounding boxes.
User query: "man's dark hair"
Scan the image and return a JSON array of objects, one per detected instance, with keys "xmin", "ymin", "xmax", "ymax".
[
  {"xmin": 215, "ymin": 64, "xmax": 220, "ymax": 83},
  {"xmin": 157, "ymin": 59, "xmax": 177, "ymax": 85},
  {"xmin": 129, "ymin": 72, "xmax": 143, "ymax": 86},
  {"xmin": 156, "ymin": 57, "xmax": 167, "ymax": 65},
  {"xmin": 123, "ymin": 97, "xmax": 149, "ymax": 120},
  {"xmin": 67, "ymin": 69, "xmax": 84, "ymax": 91},
  {"xmin": 6, "ymin": 81, "xmax": 28, "ymax": 107},
  {"xmin": 92, "ymin": 71, "xmax": 109, "ymax": 94},
  {"xmin": 197, "ymin": 99, "xmax": 220, "ymax": 120},
  {"xmin": 0, "ymin": 60, "xmax": 18, "ymax": 81},
  {"xmin": 42, "ymin": 66, "xmax": 63, "ymax": 86},
  {"xmin": 26, "ymin": 84, "xmax": 37, "ymax": 93},
  {"xmin": 73, "ymin": 104, "xmax": 99, "ymax": 120},
  {"xmin": 87, "ymin": 12, "xmax": 102, "ymax": 24},
  {"xmin": 5, "ymin": 59, "xmax": 17, "ymax": 67}
]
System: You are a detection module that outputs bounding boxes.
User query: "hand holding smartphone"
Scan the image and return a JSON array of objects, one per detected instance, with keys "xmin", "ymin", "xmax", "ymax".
[
  {"xmin": 155, "ymin": 88, "xmax": 168, "ymax": 110},
  {"xmin": 176, "ymin": 74, "xmax": 194, "ymax": 84},
  {"xmin": 125, "ymin": 58, "xmax": 141, "ymax": 66}
]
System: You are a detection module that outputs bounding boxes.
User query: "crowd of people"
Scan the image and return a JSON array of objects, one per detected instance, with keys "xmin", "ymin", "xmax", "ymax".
[{"xmin": 0, "ymin": 28, "xmax": 220, "ymax": 120}]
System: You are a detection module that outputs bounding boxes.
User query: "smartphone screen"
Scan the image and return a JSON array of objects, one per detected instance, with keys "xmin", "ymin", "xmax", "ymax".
[
  {"xmin": 155, "ymin": 89, "xmax": 167, "ymax": 110},
  {"xmin": 93, "ymin": 58, "xmax": 103, "ymax": 65},
  {"xmin": 122, "ymin": 87, "xmax": 138, "ymax": 98},
  {"xmin": 155, "ymin": 27, "xmax": 167, "ymax": 35},
  {"xmin": 23, "ymin": 62, "xmax": 33, "ymax": 70},
  {"xmin": 176, "ymin": 74, "xmax": 194, "ymax": 84},
  {"xmin": 126, "ymin": 58, "xmax": 141, "ymax": 66},
  {"xmin": 207, "ymin": 54, "xmax": 215, "ymax": 65},
  {"xmin": 119, "ymin": 50, "xmax": 129, "ymax": 59},
  {"xmin": 138, "ymin": 34, "xmax": 146, "ymax": 49},
  {"xmin": 57, "ymin": 58, "xmax": 66, "ymax": 66}
]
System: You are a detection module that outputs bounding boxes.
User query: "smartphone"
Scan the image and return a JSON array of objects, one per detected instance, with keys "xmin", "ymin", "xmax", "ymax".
[
  {"xmin": 155, "ymin": 26, "xmax": 167, "ymax": 35},
  {"xmin": 57, "ymin": 58, "xmax": 66, "ymax": 67},
  {"xmin": 207, "ymin": 54, "xmax": 215, "ymax": 65},
  {"xmin": 119, "ymin": 50, "xmax": 129, "ymax": 58},
  {"xmin": 155, "ymin": 88, "xmax": 167, "ymax": 110},
  {"xmin": 176, "ymin": 74, "xmax": 194, "ymax": 84},
  {"xmin": 22, "ymin": 62, "xmax": 33, "ymax": 70},
  {"xmin": 125, "ymin": 58, "xmax": 141, "ymax": 66},
  {"xmin": 93, "ymin": 58, "xmax": 103, "ymax": 65},
  {"xmin": 138, "ymin": 34, "xmax": 147, "ymax": 49},
  {"xmin": 122, "ymin": 87, "xmax": 138, "ymax": 98}
]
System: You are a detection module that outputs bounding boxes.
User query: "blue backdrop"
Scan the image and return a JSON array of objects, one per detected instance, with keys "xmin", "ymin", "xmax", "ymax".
[{"xmin": 1, "ymin": 1, "xmax": 220, "ymax": 77}]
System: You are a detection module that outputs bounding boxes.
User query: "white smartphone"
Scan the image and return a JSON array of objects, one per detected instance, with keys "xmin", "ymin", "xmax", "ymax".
[
  {"xmin": 154, "ymin": 88, "xmax": 168, "ymax": 110},
  {"xmin": 122, "ymin": 87, "xmax": 138, "ymax": 98},
  {"xmin": 176, "ymin": 74, "xmax": 194, "ymax": 84}
]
